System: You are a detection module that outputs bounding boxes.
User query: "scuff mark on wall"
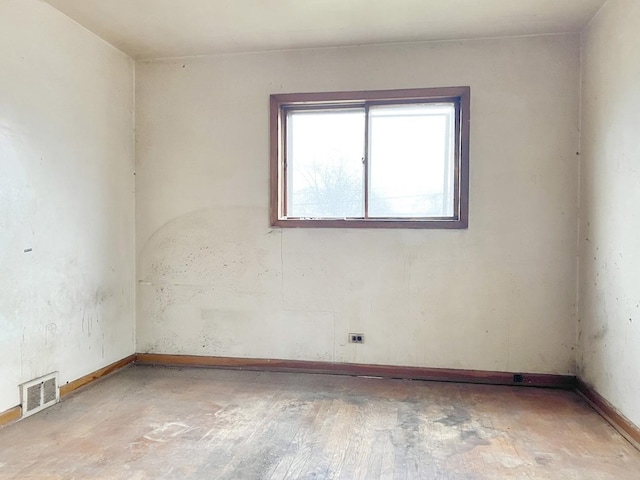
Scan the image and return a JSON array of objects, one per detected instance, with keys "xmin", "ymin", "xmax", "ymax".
[{"xmin": 44, "ymin": 323, "xmax": 57, "ymax": 345}]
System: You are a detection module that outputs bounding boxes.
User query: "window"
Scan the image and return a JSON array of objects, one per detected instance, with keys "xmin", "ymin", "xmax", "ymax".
[{"xmin": 270, "ymin": 87, "xmax": 470, "ymax": 228}]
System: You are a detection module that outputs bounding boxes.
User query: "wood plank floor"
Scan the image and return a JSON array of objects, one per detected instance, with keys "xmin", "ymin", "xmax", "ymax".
[{"xmin": 0, "ymin": 365, "xmax": 638, "ymax": 479}]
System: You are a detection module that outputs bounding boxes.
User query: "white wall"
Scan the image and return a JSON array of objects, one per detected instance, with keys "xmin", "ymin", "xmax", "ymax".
[
  {"xmin": 0, "ymin": 0, "xmax": 135, "ymax": 413},
  {"xmin": 136, "ymin": 35, "xmax": 581, "ymax": 375},
  {"xmin": 579, "ymin": 0, "xmax": 640, "ymax": 428}
]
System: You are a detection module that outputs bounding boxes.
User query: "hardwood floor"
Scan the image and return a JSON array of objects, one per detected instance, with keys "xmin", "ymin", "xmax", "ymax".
[{"xmin": 0, "ymin": 365, "xmax": 638, "ymax": 479}]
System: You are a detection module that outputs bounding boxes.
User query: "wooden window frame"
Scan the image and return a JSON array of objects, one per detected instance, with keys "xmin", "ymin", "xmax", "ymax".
[{"xmin": 269, "ymin": 87, "xmax": 470, "ymax": 229}]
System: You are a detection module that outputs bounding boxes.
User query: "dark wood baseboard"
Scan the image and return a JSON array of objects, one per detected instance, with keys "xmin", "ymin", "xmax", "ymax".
[
  {"xmin": 135, "ymin": 353, "xmax": 576, "ymax": 389},
  {"xmin": 576, "ymin": 378, "xmax": 640, "ymax": 450},
  {"xmin": 60, "ymin": 354, "xmax": 136, "ymax": 397},
  {"xmin": 0, "ymin": 406, "xmax": 21, "ymax": 429}
]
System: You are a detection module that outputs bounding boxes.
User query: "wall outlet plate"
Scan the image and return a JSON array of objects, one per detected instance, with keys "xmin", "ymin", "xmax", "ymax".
[{"xmin": 349, "ymin": 333, "xmax": 365, "ymax": 344}]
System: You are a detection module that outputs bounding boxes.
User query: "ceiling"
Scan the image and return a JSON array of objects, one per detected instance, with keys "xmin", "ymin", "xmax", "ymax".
[{"xmin": 44, "ymin": 0, "xmax": 606, "ymax": 59}]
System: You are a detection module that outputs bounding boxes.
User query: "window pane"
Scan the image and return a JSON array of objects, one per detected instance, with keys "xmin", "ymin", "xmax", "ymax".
[
  {"xmin": 287, "ymin": 109, "xmax": 365, "ymax": 218},
  {"xmin": 368, "ymin": 103, "xmax": 455, "ymax": 218}
]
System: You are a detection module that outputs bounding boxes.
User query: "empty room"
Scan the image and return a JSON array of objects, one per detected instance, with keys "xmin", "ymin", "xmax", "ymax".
[{"xmin": 1, "ymin": 0, "xmax": 639, "ymax": 478}]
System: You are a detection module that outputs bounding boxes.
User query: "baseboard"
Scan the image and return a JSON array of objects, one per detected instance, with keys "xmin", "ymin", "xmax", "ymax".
[
  {"xmin": 576, "ymin": 378, "xmax": 640, "ymax": 451},
  {"xmin": 135, "ymin": 353, "xmax": 576, "ymax": 389},
  {"xmin": 0, "ymin": 406, "xmax": 22, "ymax": 429},
  {"xmin": 60, "ymin": 354, "xmax": 137, "ymax": 397}
]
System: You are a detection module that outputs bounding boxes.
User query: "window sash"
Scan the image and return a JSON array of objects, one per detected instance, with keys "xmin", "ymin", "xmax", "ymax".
[{"xmin": 366, "ymin": 103, "xmax": 456, "ymax": 219}]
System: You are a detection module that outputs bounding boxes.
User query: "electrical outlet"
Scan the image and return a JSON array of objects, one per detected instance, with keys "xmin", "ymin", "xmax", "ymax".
[{"xmin": 349, "ymin": 333, "xmax": 365, "ymax": 344}]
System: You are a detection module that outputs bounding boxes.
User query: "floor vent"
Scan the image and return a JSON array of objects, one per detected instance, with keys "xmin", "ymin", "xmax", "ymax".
[{"xmin": 20, "ymin": 372, "xmax": 59, "ymax": 418}]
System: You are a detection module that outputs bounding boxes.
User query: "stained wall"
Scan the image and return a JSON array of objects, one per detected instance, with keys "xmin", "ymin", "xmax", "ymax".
[
  {"xmin": 578, "ymin": 0, "xmax": 640, "ymax": 429},
  {"xmin": 136, "ymin": 35, "xmax": 581, "ymax": 374},
  {"xmin": 0, "ymin": 0, "xmax": 135, "ymax": 413}
]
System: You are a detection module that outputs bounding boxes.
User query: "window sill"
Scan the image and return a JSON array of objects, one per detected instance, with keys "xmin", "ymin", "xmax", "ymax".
[{"xmin": 271, "ymin": 218, "xmax": 468, "ymax": 229}]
